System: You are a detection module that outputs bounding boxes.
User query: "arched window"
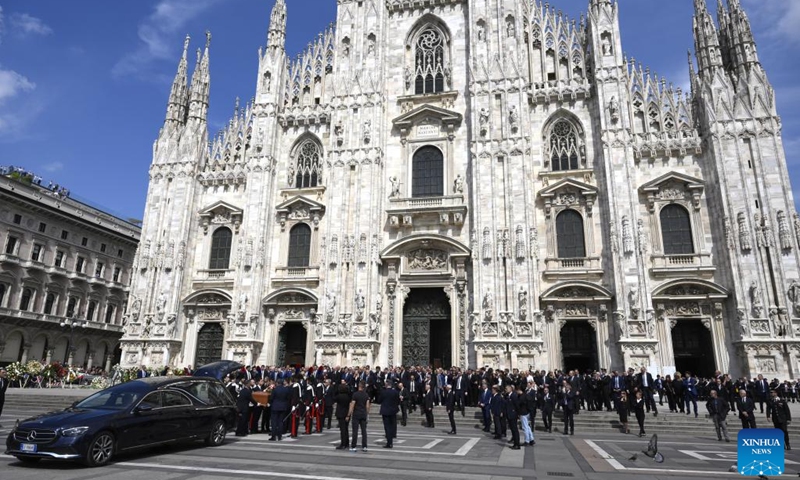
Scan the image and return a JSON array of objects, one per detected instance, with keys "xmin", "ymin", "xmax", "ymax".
[
  {"xmin": 105, "ymin": 305, "xmax": 116, "ymax": 324},
  {"xmin": 19, "ymin": 288, "xmax": 33, "ymax": 311},
  {"xmin": 556, "ymin": 210, "xmax": 586, "ymax": 258},
  {"xmin": 288, "ymin": 223, "xmax": 312, "ymax": 267},
  {"xmin": 294, "ymin": 140, "xmax": 322, "ymax": 189},
  {"xmin": 87, "ymin": 300, "xmax": 97, "ymax": 321},
  {"xmin": 660, "ymin": 204, "xmax": 694, "ymax": 255},
  {"xmin": 67, "ymin": 297, "xmax": 77, "ymax": 318},
  {"xmin": 414, "ymin": 28, "xmax": 446, "ymax": 94},
  {"xmin": 44, "ymin": 293, "xmax": 55, "ymax": 315},
  {"xmin": 0, "ymin": 283, "xmax": 6, "ymax": 307},
  {"xmin": 547, "ymin": 118, "xmax": 584, "ymax": 171},
  {"xmin": 412, "ymin": 146, "xmax": 444, "ymax": 198},
  {"xmin": 209, "ymin": 227, "xmax": 233, "ymax": 270}
]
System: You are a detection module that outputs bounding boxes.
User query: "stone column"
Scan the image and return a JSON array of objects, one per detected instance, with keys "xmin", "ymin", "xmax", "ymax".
[
  {"xmin": 105, "ymin": 353, "xmax": 113, "ymax": 373},
  {"xmin": 67, "ymin": 347, "xmax": 75, "ymax": 366},
  {"xmin": 86, "ymin": 352, "xmax": 94, "ymax": 369},
  {"xmin": 45, "ymin": 347, "xmax": 54, "ymax": 364},
  {"xmin": 20, "ymin": 343, "xmax": 31, "ymax": 363}
]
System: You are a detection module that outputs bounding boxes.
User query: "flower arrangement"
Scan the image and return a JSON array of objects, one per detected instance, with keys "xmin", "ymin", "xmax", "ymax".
[
  {"xmin": 91, "ymin": 376, "xmax": 109, "ymax": 390},
  {"xmin": 25, "ymin": 360, "xmax": 43, "ymax": 376},
  {"xmin": 5, "ymin": 362, "xmax": 24, "ymax": 382}
]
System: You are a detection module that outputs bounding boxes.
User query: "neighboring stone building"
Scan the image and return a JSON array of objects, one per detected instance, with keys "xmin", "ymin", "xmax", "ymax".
[
  {"xmin": 0, "ymin": 174, "xmax": 140, "ymax": 370},
  {"xmin": 120, "ymin": 0, "xmax": 800, "ymax": 378}
]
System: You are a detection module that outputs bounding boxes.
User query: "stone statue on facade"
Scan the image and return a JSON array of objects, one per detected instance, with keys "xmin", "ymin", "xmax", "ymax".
[
  {"xmin": 453, "ymin": 174, "xmax": 464, "ymax": 194},
  {"xmin": 129, "ymin": 296, "xmax": 142, "ymax": 323},
  {"xmin": 238, "ymin": 292, "xmax": 248, "ymax": 313},
  {"xmin": 615, "ymin": 311, "xmax": 627, "ymax": 339},
  {"xmin": 737, "ymin": 308, "xmax": 749, "ymax": 339},
  {"xmin": 325, "ymin": 289, "xmax": 337, "ymax": 322},
  {"xmin": 355, "ymin": 289, "xmax": 365, "ymax": 320},
  {"xmin": 750, "ymin": 281, "xmax": 764, "ymax": 318},
  {"xmin": 389, "ymin": 176, "xmax": 401, "ymax": 199},
  {"xmin": 608, "ymin": 96, "xmax": 620, "ymax": 123},
  {"xmin": 628, "ymin": 287, "xmax": 640, "ymax": 319},
  {"xmin": 508, "ymin": 105, "xmax": 519, "ymax": 130},
  {"xmin": 166, "ymin": 314, "xmax": 177, "ymax": 338},
  {"xmin": 789, "ymin": 280, "xmax": 800, "ymax": 317},
  {"xmin": 369, "ymin": 312, "xmax": 380, "ymax": 338},
  {"xmin": 483, "ymin": 291, "xmax": 493, "ymax": 322},
  {"xmin": 337, "ymin": 315, "xmax": 349, "ymax": 338}
]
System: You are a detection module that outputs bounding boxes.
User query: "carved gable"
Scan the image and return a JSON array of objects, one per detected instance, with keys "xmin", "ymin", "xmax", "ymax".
[
  {"xmin": 275, "ymin": 196, "xmax": 325, "ymax": 230},
  {"xmin": 199, "ymin": 201, "xmax": 244, "ymax": 234},
  {"xmin": 392, "ymin": 104, "xmax": 462, "ymax": 139},
  {"xmin": 639, "ymin": 172, "xmax": 704, "ymax": 212},
  {"xmin": 538, "ymin": 178, "xmax": 598, "ymax": 218}
]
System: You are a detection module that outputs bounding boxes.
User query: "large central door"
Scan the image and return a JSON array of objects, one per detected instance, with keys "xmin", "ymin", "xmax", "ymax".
[
  {"xmin": 195, "ymin": 323, "xmax": 224, "ymax": 367},
  {"xmin": 278, "ymin": 323, "xmax": 307, "ymax": 366},
  {"xmin": 671, "ymin": 319, "xmax": 715, "ymax": 378},
  {"xmin": 402, "ymin": 288, "xmax": 451, "ymax": 368},
  {"xmin": 560, "ymin": 320, "xmax": 598, "ymax": 373}
]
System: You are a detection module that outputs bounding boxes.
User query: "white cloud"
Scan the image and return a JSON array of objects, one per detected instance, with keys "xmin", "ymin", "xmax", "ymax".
[
  {"xmin": 112, "ymin": 0, "xmax": 221, "ymax": 80},
  {"xmin": 742, "ymin": 0, "xmax": 800, "ymax": 45},
  {"xmin": 9, "ymin": 12, "xmax": 52, "ymax": 36},
  {"xmin": 0, "ymin": 67, "xmax": 35, "ymax": 103},
  {"xmin": 41, "ymin": 161, "xmax": 64, "ymax": 173}
]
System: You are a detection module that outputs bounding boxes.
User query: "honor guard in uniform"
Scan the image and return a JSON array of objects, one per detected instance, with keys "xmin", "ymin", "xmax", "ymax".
[
  {"xmin": 290, "ymin": 376, "xmax": 305, "ymax": 437},
  {"xmin": 767, "ymin": 389, "xmax": 792, "ymax": 450},
  {"xmin": 304, "ymin": 379, "xmax": 316, "ymax": 434}
]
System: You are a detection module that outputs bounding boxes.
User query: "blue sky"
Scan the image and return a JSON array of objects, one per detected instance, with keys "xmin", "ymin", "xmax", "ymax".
[{"xmin": 0, "ymin": 0, "xmax": 798, "ymax": 220}]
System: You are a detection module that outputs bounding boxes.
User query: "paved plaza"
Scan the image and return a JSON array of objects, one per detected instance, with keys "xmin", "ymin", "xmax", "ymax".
[{"xmin": 2, "ymin": 390, "xmax": 799, "ymax": 479}]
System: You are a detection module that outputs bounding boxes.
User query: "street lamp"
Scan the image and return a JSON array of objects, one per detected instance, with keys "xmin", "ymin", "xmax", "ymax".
[{"xmin": 60, "ymin": 318, "xmax": 88, "ymax": 365}]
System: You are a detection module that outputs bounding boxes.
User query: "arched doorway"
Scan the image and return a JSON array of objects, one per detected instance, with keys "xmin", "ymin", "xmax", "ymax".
[
  {"xmin": 402, "ymin": 288, "xmax": 451, "ymax": 368},
  {"xmin": 560, "ymin": 320, "xmax": 598, "ymax": 373},
  {"xmin": 278, "ymin": 323, "xmax": 307, "ymax": 366},
  {"xmin": 0, "ymin": 332, "xmax": 23, "ymax": 363},
  {"xmin": 195, "ymin": 323, "xmax": 225, "ymax": 367},
  {"xmin": 671, "ymin": 320, "xmax": 715, "ymax": 378}
]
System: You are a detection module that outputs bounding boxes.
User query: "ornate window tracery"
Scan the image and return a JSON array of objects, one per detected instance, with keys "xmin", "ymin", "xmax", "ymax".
[
  {"xmin": 293, "ymin": 139, "xmax": 323, "ymax": 189},
  {"xmin": 546, "ymin": 118, "xmax": 585, "ymax": 171},
  {"xmin": 414, "ymin": 28, "xmax": 446, "ymax": 94}
]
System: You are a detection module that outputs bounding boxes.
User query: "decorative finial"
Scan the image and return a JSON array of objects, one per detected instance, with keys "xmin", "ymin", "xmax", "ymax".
[
  {"xmin": 205, "ymin": 30, "xmax": 212, "ymax": 48},
  {"xmin": 183, "ymin": 34, "xmax": 191, "ymax": 52}
]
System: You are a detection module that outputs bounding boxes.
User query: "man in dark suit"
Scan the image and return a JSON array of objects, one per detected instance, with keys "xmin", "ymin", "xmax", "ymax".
[
  {"xmin": 323, "ymin": 379, "xmax": 335, "ymax": 430},
  {"xmin": 561, "ymin": 384, "xmax": 577, "ymax": 435},
  {"xmin": 754, "ymin": 375, "xmax": 769, "ymax": 414},
  {"xmin": 634, "ymin": 367, "xmax": 657, "ymax": 415},
  {"xmin": 423, "ymin": 384, "xmax": 435, "ymax": 428},
  {"xmin": 610, "ymin": 371, "xmax": 626, "ymax": 407},
  {"xmin": 505, "ymin": 385, "xmax": 521, "ymax": 449},
  {"xmin": 490, "ymin": 385, "xmax": 504, "ymax": 439},
  {"xmin": 136, "ymin": 365, "xmax": 148, "ymax": 379},
  {"xmin": 444, "ymin": 384, "xmax": 457, "ymax": 434},
  {"xmin": 379, "ymin": 383, "xmax": 400, "ymax": 448},
  {"xmin": 454, "ymin": 371, "xmax": 468, "ymax": 416},
  {"xmin": 736, "ymin": 388, "xmax": 757, "ymax": 429},
  {"xmin": 706, "ymin": 389, "xmax": 730, "ymax": 442},
  {"xmin": 540, "ymin": 386, "xmax": 555, "ymax": 433},
  {"xmin": 479, "ymin": 382, "xmax": 492, "ymax": 432},
  {"xmin": 269, "ymin": 379, "xmax": 292, "ymax": 441},
  {"xmin": 767, "ymin": 389, "xmax": 792, "ymax": 450},
  {"xmin": 236, "ymin": 380, "xmax": 255, "ymax": 437},
  {"xmin": 0, "ymin": 368, "xmax": 7, "ymax": 428}
]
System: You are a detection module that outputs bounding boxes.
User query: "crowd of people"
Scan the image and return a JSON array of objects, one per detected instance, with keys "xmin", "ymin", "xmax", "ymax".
[
  {"xmin": 1, "ymin": 165, "xmax": 70, "ymax": 198},
  {"xmin": 220, "ymin": 364, "xmax": 796, "ymax": 451}
]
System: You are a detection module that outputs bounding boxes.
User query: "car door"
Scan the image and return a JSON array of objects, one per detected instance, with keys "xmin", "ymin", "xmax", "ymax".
[
  {"xmin": 118, "ymin": 391, "xmax": 163, "ymax": 451},
  {"xmin": 160, "ymin": 390, "xmax": 195, "ymax": 441}
]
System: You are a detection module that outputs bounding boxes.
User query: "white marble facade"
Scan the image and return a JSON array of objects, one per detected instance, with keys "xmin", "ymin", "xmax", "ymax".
[{"xmin": 121, "ymin": 0, "xmax": 800, "ymax": 379}]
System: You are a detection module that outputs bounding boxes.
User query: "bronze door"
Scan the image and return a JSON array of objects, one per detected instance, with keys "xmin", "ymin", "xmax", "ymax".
[
  {"xmin": 402, "ymin": 288, "xmax": 451, "ymax": 368},
  {"xmin": 195, "ymin": 323, "xmax": 224, "ymax": 367}
]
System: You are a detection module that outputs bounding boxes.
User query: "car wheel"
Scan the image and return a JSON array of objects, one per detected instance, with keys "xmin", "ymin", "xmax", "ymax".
[
  {"xmin": 205, "ymin": 419, "xmax": 227, "ymax": 446},
  {"xmin": 16, "ymin": 456, "xmax": 41, "ymax": 464},
  {"xmin": 85, "ymin": 431, "xmax": 115, "ymax": 467}
]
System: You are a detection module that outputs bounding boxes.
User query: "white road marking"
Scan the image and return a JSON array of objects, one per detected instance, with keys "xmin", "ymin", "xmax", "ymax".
[
  {"xmin": 454, "ymin": 437, "xmax": 480, "ymax": 456},
  {"xmin": 584, "ymin": 440, "xmax": 741, "ymax": 476},
  {"xmin": 116, "ymin": 462, "xmax": 362, "ymax": 480},
  {"xmin": 232, "ymin": 437, "xmax": 479, "ymax": 456},
  {"xmin": 680, "ymin": 450, "xmax": 799, "ymax": 465}
]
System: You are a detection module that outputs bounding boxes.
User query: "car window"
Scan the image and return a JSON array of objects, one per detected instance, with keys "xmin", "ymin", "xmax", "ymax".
[
  {"xmin": 209, "ymin": 382, "xmax": 234, "ymax": 406},
  {"xmin": 162, "ymin": 390, "xmax": 192, "ymax": 407},
  {"xmin": 138, "ymin": 392, "xmax": 162, "ymax": 410},
  {"xmin": 172, "ymin": 381, "xmax": 232, "ymax": 406},
  {"xmin": 76, "ymin": 390, "xmax": 142, "ymax": 410}
]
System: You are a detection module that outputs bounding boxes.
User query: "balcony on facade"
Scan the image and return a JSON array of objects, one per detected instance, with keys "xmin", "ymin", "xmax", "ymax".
[
  {"xmin": 386, "ymin": 195, "xmax": 467, "ymax": 230},
  {"xmin": 192, "ymin": 269, "xmax": 236, "ymax": 289},
  {"xmin": 0, "ymin": 253, "xmax": 20, "ymax": 266},
  {"xmin": 543, "ymin": 257, "xmax": 603, "ymax": 279},
  {"xmin": 0, "ymin": 306, "xmax": 124, "ymax": 334},
  {"xmin": 649, "ymin": 253, "xmax": 715, "ymax": 277},
  {"xmin": 272, "ymin": 265, "xmax": 320, "ymax": 287}
]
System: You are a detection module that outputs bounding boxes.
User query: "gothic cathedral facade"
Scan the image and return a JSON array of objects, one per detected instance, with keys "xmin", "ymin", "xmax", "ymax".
[{"xmin": 120, "ymin": 0, "xmax": 800, "ymax": 379}]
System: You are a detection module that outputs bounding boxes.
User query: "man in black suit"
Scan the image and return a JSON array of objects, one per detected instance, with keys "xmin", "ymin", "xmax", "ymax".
[
  {"xmin": 560, "ymin": 384, "xmax": 576, "ymax": 435},
  {"xmin": 490, "ymin": 385, "xmax": 504, "ymax": 439},
  {"xmin": 0, "ymin": 368, "xmax": 7, "ymax": 428},
  {"xmin": 505, "ymin": 385, "xmax": 521, "ymax": 449},
  {"xmin": 236, "ymin": 379, "xmax": 255, "ymax": 437},
  {"xmin": 379, "ymin": 384, "xmax": 400, "ymax": 448},
  {"xmin": 444, "ymin": 384, "xmax": 457, "ymax": 434},
  {"xmin": 323, "ymin": 378, "xmax": 335, "ymax": 430},
  {"xmin": 136, "ymin": 365, "xmax": 148, "ymax": 379},
  {"xmin": 767, "ymin": 389, "xmax": 792, "ymax": 450},
  {"xmin": 736, "ymin": 388, "xmax": 757, "ymax": 429},
  {"xmin": 635, "ymin": 367, "xmax": 658, "ymax": 415},
  {"xmin": 423, "ymin": 383, "xmax": 435, "ymax": 428},
  {"xmin": 754, "ymin": 375, "xmax": 769, "ymax": 413},
  {"xmin": 269, "ymin": 379, "xmax": 292, "ymax": 441},
  {"xmin": 454, "ymin": 370, "xmax": 468, "ymax": 417},
  {"xmin": 540, "ymin": 386, "xmax": 555, "ymax": 433}
]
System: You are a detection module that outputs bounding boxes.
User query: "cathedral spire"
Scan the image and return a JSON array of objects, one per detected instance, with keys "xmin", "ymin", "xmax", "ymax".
[
  {"xmin": 692, "ymin": 0, "xmax": 723, "ymax": 75},
  {"xmin": 267, "ymin": 0, "xmax": 287, "ymax": 54},
  {"xmin": 188, "ymin": 31, "xmax": 211, "ymax": 123},
  {"xmin": 723, "ymin": 0, "xmax": 759, "ymax": 70},
  {"xmin": 165, "ymin": 34, "xmax": 190, "ymax": 127}
]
